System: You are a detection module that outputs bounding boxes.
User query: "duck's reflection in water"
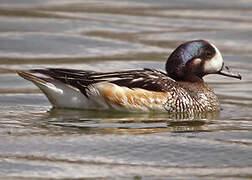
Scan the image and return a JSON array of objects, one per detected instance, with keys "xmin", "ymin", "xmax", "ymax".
[{"xmin": 41, "ymin": 108, "xmax": 220, "ymax": 134}]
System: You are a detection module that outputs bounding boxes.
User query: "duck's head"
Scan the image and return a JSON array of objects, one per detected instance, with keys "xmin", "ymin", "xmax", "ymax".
[{"xmin": 166, "ymin": 40, "xmax": 241, "ymax": 82}]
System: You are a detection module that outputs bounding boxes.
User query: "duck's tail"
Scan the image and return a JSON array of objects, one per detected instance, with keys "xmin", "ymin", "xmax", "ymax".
[{"xmin": 17, "ymin": 71, "xmax": 94, "ymax": 109}]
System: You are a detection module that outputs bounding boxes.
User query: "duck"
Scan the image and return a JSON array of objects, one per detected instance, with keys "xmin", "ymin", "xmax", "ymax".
[{"xmin": 17, "ymin": 40, "xmax": 241, "ymax": 113}]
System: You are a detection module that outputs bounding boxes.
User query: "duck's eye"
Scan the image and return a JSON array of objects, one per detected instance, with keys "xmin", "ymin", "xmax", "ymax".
[{"xmin": 205, "ymin": 50, "xmax": 212, "ymax": 58}]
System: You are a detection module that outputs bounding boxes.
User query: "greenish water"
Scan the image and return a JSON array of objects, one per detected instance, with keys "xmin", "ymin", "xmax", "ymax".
[{"xmin": 0, "ymin": 0, "xmax": 252, "ymax": 179}]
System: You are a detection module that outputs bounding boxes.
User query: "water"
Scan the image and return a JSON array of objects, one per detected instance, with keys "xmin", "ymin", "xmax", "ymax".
[{"xmin": 0, "ymin": 0, "xmax": 252, "ymax": 179}]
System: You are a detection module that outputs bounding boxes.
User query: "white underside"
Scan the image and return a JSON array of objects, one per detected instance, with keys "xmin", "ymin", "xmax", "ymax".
[{"xmin": 33, "ymin": 79, "xmax": 110, "ymax": 110}]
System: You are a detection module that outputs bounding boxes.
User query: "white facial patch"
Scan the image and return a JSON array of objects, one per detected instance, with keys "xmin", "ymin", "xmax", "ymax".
[{"xmin": 204, "ymin": 43, "xmax": 223, "ymax": 73}]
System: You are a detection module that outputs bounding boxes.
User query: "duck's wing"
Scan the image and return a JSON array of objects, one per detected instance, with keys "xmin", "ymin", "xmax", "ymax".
[{"xmin": 30, "ymin": 68, "xmax": 176, "ymax": 97}]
